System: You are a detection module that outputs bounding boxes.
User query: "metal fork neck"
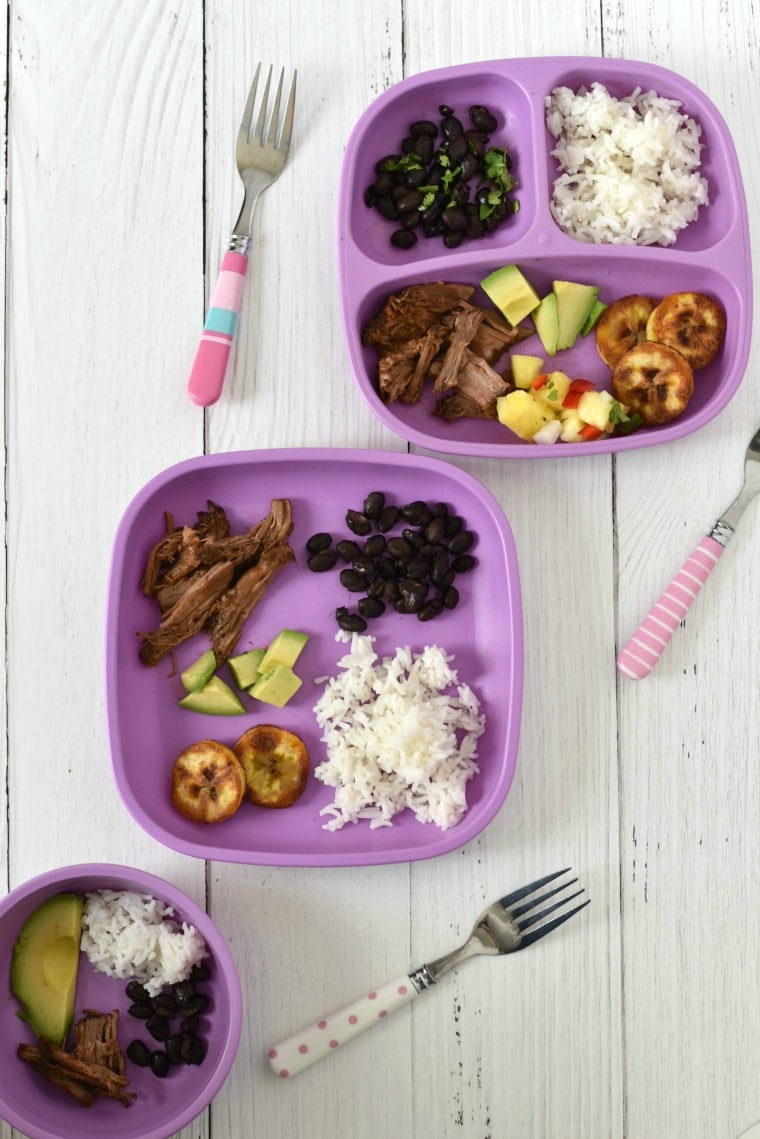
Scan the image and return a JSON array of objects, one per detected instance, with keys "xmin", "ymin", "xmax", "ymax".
[{"xmin": 227, "ymin": 234, "xmax": 251, "ymax": 255}]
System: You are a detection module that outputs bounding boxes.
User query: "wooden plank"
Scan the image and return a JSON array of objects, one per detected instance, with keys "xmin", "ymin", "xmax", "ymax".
[{"xmin": 608, "ymin": 1, "xmax": 760, "ymax": 1136}]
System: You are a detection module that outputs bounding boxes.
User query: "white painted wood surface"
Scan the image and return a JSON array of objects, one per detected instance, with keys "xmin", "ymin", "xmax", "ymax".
[{"xmin": 1, "ymin": 1, "xmax": 758, "ymax": 1137}]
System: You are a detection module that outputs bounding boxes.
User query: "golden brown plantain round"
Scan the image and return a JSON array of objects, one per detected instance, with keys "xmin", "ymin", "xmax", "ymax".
[
  {"xmin": 233, "ymin": 724, "xmax": 309, "ymax": 809},
  {"xmin": 611, "ymin": 341, "xmax": 694, "ymax": 426},
  {"xmin": 171, "ymin": 739, "xmax": 246, "ymax": 823},
  {"xmin": 645, "ymin": 291, "xmax": 726, "ymax": 369},
  {"xmin": 595, "ymin": 294, "xmax": 659, "ymax": 367}
]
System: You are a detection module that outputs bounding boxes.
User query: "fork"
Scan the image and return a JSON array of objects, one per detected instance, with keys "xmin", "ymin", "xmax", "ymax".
[
  {"xmin": 618, "ymin": 423, "xmax": 760, "ymax": 680},
  {"xmin": 267, "ymin": 869, "xmax": 589, "ymax": 1078},
  {"xmin": 187, "ymin": 64, "xmax": 297, "ymax": 407}
]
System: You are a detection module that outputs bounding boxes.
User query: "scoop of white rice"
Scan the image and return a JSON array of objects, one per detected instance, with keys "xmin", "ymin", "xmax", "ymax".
[
  {"xmin": 545, "ymin": 82, "xmax": 708, "ymax": 245},
  {"xmin": 80, "ymin": 889, "xmax": 208, "ymax": 997},
  {"xmin": 313, "ymin": 633, "xmax": 486, "ymax": 831}
]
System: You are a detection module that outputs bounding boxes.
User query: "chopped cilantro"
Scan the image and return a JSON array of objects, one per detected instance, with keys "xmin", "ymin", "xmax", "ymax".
[
  {"xmin": 482, "ymin": 147, "xmax": 517, "ymax": 193},
  {"xmin": 380, "ymin": 154, "xmax": 423, "ymax": 172},
  {"xmin": 419, "ymin": 190, "xmax": 437, "ymax": 211},
  {"xmin": 608, "ymin": 400, "xmax": 628, "ymax": 424}
]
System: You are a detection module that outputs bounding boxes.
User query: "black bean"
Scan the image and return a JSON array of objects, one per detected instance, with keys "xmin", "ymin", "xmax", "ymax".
[
  {"xmin": 401, "ymin": 528, "xmax": 425, "ymax": 550},
  {"xmin": 166, "ymin": 1034, "xmax": 185, "ymax": 1066},
  {"xmin": 376, "ymin": 505, "xmax": 400, "ymax": 532},
  {"xmin": 401, "ymin": 500, "xmax": 426, "ymax": 523},
  {"xmin": 430, "ymin": 550, "xmax": 451, "ymax": 587},
  {"xmin": 364, "ymin": 534, "xmax": 387, "ymax": 557},
  {"xmin": 150, "ymin": 1050, "xmax": 170, "ymax": 1078},
  {"xmin": 345, "ymin": 510, "xmax": 372, "ymax": 536},
  {"xmin": 447, "ymin": 133, "xmax": 469, "ymax": 162},
  {"xmin": 463, "ymin": 128, "xmax": 488, "ymax": 156},
  {"xmin": 179, "ymin": 1013, "xmax": 200, "ymax": 1035},
  {"xmin": 459, "ymin": 152, "xmax": 479, "ymax": 182},
  {"xmin": 396, "ymin": 189, "xmax": 423, "ymax": 213},
  {"xmin": 152, "ymin": 993, "xmax": 178, "ymax": 1018},
  {"xmin": 147, "ymin": 1016, "xmax": 171, "ymax": 1042},
  {"xmin": 441, "ymin": 113, "xmax": 464, "ymax": 139},
  {"xmin": 414, "ymin": 135, "xmax": 434, "ymax": 165},
  {"xmin": 189, "ymin": 963, "xmax": 210, "ymax": 983},
  {"xmin": 376, "ymin": 154, "xmax": 402, "ymax": 173},
  {"xmin": 358, "ymin": 596, "xmax": 386, "ymax": 619},
  {"xmin": 306, "ymin": 532, "xmax": 333, "ymax": 554},
  {"xmin": 386, "ymin": 536, "xmax": 412, "ymax": 560},
  {"xmin": 126, "ymin": 980, "xmax": 150, "ymax": 1003},
  {"xmin": 403, "ymin": 167, "xmax": 427, "ymax": 188},
  {"xmin": 410, "ymin": 120, "xmax": 437, "ymax": 138},
  {"xmin": 390, "ymin": 229, "xmax": 417, "ymax": 249},
  {"xmin": 447, "ymin": 530, "xmax": 474, "ymax": 555},
  {"xmin": 127, "ymin": 1039, "xmax": 152, "ymax": 1067},
  {"xmin": 442, "ymin": 585, "xmax": 460, "ymax": 610},
  {"xmin": 367, "ymin": 576, "xmax": 386, "ymax": 600},
  {"xmin": 336, "ymin": 539, "xmax": 361, "ymax": 562},
  {"xmin": 420, "ymin": 542, "xmax": 442, "ymax": 559},
  {"xmin": 184, "ymin": 992, "xmax": 210, "ymax": 1015},
  {"xmin": 399, "ymin": 210, "xmax": 420, "ymax": 231},
  {"xmin": 373, "ymin": 171, "xmax": 395, "ymax": 194},
  {"xmin": 400, "ymin": 135, "xmax": 417, "ymax": 154},
  {"xmin": 405, "ymin": 555, "xmax": 431, "ymax": 580},
  {"xmin": 453, "ymin": 553, "xmax": 477, "ymax": 573},
  {"xmin": 382, "ymin": 580, "xmax": 401, "ymax": 602},
  {"xmin": 307, "ymin": 549, "xmax": 338, "ymax": 573},
  {"xmin": 374, "ymin": 556, "xmax": 397, "ymax": 580},
  {"xmin": 182, "ymin": 1035, "xmax": 206, "ymax": 1066},
  {"xmin": 469, "ymin": 104, "xmax": 498, "ymax": 132},
  {"xmin": 172, "ymin": 981, "xmax": 195, "ymax": 1006},
  {"xmin": 339, "ymin": 569, "xmax": 366, "ymax": 592},
  {"xmin": 441, "ymin": 207, "xmax": 468, "ymax": 233},
  {"xmin": 399, "ymin": 578, "xmax": 428, "ymax": 612},
  {"xmin": 418, "ymin": 598, "xmax": 444, "ymax": 622},
  {"xmin": 336, "ymin": 607, "xmax": 367, "ymax": 633},
  {"xmin": 128, "ymin": 1002, "xmax": 153, "ymax": 1020},
  {"xmin": 432, "ymin": 502, "xmax": 449, "ymax": 517},
  {"xmin": 363, "ymin": 491, "xmax": 385, "ymax": 518},
  {"xmin": 444, "ymin": 231, "xmax": 465, "ymax": 248},
  {"xmin": 443, "ymin": 514, "xmax": 463, "ymax": 535},
  {"xmin": 439, "ymin": 567, "xmax": 455, "ymax": 588},
  {"xmin": 375, "ymin": 195, "xmax": 400, "ymax": 221},
  {"xmin": 424, "ymin": 517, "xmax": 446, "ymax": 544},
  {"xmin": 351, "ymin": 556, "xmax": 376, "ymax": 579}
]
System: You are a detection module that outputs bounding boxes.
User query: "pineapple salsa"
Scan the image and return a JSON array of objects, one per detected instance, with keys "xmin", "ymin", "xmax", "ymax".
[{"xmin": 496, "ymin": 362, "xmax": 640, "ymax": 444}]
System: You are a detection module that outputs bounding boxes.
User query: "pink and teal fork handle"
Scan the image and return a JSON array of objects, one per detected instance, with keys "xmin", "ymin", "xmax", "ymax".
[
  {"xmin": 187, "ymin": 244, "xmax": 250, "ymax": 407},
  {"xmin": 268, "ymin": 973, "xmax": 419, "ymax": 1078},
  {"xmin": 617, "ymin": 532, "xmax": 728, "ymax": 680}
]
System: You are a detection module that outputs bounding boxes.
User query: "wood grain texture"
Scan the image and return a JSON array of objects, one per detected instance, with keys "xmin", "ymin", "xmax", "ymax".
[{"xmin": 2, "ymin": 1, "xmax": 759, "ymax": 1138}]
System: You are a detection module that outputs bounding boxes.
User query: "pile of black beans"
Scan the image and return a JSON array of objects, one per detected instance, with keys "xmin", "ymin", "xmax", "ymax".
[
  {"xmin": 364, "ymin": 103, "xmax": 518, "ymax": 250},
  {"xmin": 125, "ymin": 963, "xmax": 210, "ymax": 1078},
  {"xmin": 306, "ymin": 493, "xmax": 476, "ymax": 632}
]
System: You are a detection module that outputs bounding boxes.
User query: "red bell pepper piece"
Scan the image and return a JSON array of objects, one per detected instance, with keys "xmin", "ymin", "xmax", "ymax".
[{"xmin": 562, "ymin": 378, "xmax": 595, "ymax": 409}]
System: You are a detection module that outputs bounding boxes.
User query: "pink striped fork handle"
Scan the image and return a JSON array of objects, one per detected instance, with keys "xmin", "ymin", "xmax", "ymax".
[
  {"xmin": 186, "ymin": 247, "xmax": 249, "ymax": 407},
  {"xmin": 617, "ymin": 535, "xmax": 726, "ymax": 680}
]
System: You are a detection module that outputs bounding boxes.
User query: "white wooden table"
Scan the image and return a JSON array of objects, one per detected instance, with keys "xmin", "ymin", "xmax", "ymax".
[{"xmin": 2, "ymin": 2, "xmax": 759, "ymax": 1137}]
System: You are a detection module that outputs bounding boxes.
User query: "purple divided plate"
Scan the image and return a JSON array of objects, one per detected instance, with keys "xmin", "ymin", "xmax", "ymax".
[
  {"xmin": 0, "ymin": 864, "xmax": 242, "ymax": 1139},
  {"xmin": 105, "ymin": 449, "xmax": 523, "ymax": 866},
  {"xmin": 339, "ymin": 57, "xmax": 753, "ymax": 456}
]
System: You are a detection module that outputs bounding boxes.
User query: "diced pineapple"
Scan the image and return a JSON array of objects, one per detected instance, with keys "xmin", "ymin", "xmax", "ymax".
[
  {"xmin": 577, "ymin": 389, "xmax": 615, "ymax": 431},
  {"xmin": 559, "ymin": 412, "xmax": 586, "ymax": 443},
  {"xmin": 496, "ymin": 390, "xmax": 557, "ymax": 441},
  {"xmin": 533, "ymin": 370, "xmax": 571, "ymax": 411},
  {"xmin": 510, "ymin": 353, "xmax": 545, "ymax": 389}
]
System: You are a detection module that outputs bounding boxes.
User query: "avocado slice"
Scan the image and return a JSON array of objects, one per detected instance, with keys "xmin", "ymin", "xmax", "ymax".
[
  {"xmin": 481, "ymin": 265, "xmax": 541, "ymax": 325},
  {"xmin": 553, "ymin": 281, "xmax": 600, "ymax": 350},
  {"xmin": 580, "ymin": 298, "xmax": 607, "ymax": 337},
  {"xmin": 179, "ymin": 675, "xmax": 246, "ymax": 715},
  {"xmin": 180, "ymin": 649, "xmax": 217, "ymax": 693},
  {"xmin": 228, "ymin": 648, "xmax": 266, "ymax": 690},
  {"xmin": 249, "ymin": 664, "xmax": 302, "ymax": 707},
  {"xmin": 532, "ymin": 293, "xmax": 559, "ymax": 356},
  {"xmin": 257, "ymin": 629, "xmax": 309, "ymax": 675},
  {"xmin": 11, "ymin": 893, "xmax": 84, "ymax": 1044}
]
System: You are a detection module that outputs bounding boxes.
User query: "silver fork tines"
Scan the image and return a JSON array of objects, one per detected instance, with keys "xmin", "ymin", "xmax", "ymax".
[{"xmin": 231, "ymin": 63, "xmax": 297, "ymax": 243}]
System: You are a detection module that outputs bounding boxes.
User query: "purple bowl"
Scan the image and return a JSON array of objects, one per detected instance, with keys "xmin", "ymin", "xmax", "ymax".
[
  {"xmin": 0, "ymin": 864, "xmax": 242, "ymax": 1139},
  {"xmin": 105, "ymin": 448, "xmax": 523, "ymax": 866},
  {"xmin": 338, "ymin": 57, "xmax": 752, "ymax": 456}
]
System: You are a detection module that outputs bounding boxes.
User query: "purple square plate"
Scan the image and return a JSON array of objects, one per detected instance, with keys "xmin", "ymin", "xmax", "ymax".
[
  {"xmin": 105, "ymin": 448, "xmax": 523, "ymax": 866},
  {"xmin": 338, "ymin": 57, "xmax": 752, "ymax": 456},
  {"xmin": 0, "ymin": 863, "xmax": 241, "ymax": 1139}
]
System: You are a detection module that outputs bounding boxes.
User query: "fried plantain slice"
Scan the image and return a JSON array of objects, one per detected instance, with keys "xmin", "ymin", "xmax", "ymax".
[
  {"xmin": 611, "ymin": 340, "xmax": 694, "ymax": 426},
  {"xmin": 233, "ymin": 725, "xmax": 309, "ymax": 809},
  {"xmin": 171, "ymin": 739, "xmax": 245, "ymax": 823},
  {"xmin": 645, "ymin": 291, "xmax": 726, "ymax": 369},
  {"xmin": 595, "ymin": 295, "xmax": 659, "ymax": 367}
]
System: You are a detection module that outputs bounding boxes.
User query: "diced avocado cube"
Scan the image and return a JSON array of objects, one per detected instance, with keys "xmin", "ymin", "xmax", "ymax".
[
  {"xmin": 179, "ymin": 676, "xmax": 246, "ymax": 716},
  {"xmin": 249, "ymin": 665, "xmax": 302, "ymax": 708},
  {"xmin": 481, "ymin": 264, "xmax": 541, "ymax": 325},
  {"xmin": 257, "ymin": 629, "xmax": 309, "ymax": 675},
  {"xmin": 228, "ymin": 648, "xmax": 266, "ymax": 690},
  {"xmin": 180, "ymin": 649, "xmax": 217, "ymax": 693}
]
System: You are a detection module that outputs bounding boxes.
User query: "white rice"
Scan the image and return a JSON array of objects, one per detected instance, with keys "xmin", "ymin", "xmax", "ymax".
[
  {"xmin": 80, "ymin": 889, "xmax": 207, "ymax": 997},
  {"xmin": 545, "ymin": 82, "xmax": 709, "ymax": 245},
  {"xmin": 313, "ymin": 632, "xmax": 486, "ymax": 831}
]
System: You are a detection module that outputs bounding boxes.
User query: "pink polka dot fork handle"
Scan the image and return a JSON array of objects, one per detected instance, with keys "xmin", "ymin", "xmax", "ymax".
[
  {"xmin": 618, "ymin": 423, "xmax": 760, "ymax": 680},
  {"xmin": 267, "ymin": 869, "xmax": 589, "ymax": 1078}
]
